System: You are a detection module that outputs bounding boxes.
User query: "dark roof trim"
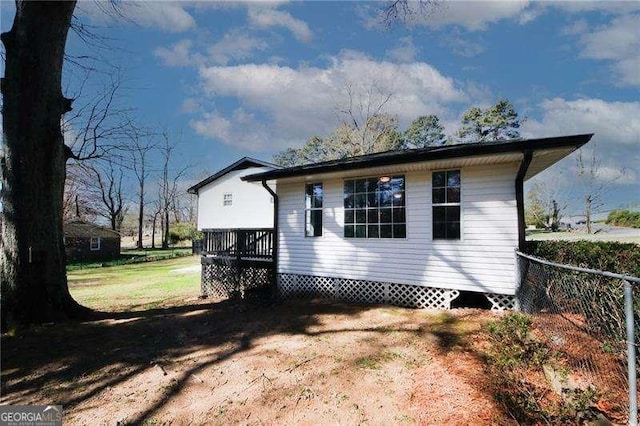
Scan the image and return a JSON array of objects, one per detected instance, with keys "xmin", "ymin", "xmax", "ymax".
[
  {"xmin": 243, "ymin": 134, "xmax": 593, "ymax": 182},
  {"xmin": 188, "ymin": 157, "xmax": 280, "ymax": 194}
]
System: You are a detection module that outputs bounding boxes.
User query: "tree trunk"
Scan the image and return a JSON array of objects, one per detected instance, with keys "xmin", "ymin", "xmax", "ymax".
[
  {"xmin": 151, "ymin": 215, "xmax": 157, "ymax": 249},
  {"xmin": 585, "ymin": 195, "xmax": 592, "ymax": 234},
  {"xmin": 162, "ymin": 210, "xmax": 170, "ymax": 249},
  {"xmin": 1, "ymin": 1, "xmax": 90, "ymax": 327},
  {"xmin": 137, "ymin": 184, "xmax": 144, "ymax": 249}
]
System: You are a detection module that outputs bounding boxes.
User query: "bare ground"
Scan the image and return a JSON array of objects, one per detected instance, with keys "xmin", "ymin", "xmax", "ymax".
[{"xmin": 1, "ymin": 298, "xmax": 515, "ymax": 425}]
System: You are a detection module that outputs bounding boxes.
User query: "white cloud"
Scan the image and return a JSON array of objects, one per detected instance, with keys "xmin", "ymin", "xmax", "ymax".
[
  {"xmin": 575, "ymin": 14, "xmax": 640, "ymax": 86},
  {"xmin": 440, "ymin": 30, "xmax": 485, "ymax": 57},
  {"xmin": 550, "ymin": 1, "xmax": 640, "ymax": 15},
  {"xmin": 208, "ymin": 30, "xmax": 269, "ymax": 65},
  {"xmin": 562, "ymin": 19, "xmax": 588, "ymax": 36},
  {"xmin": 154, "ymin": 30, "xmax": 268, "ymax": 67},
  {"xmin": 248, "ymin": 6, "xmax": 312, "ymax": 42},
  {"xmin": 386, "ymin": 36, "xmax": 418, "ymax": 63},
  {"xmin": 180, "ymin": 98, "xmax": 200, "ymax": 114},
  {"xmin": 76, "ymin": 1, "xmax": 196, "ymax": 32},
  {"xmin": 523, "ymin": 97, "xmax": 640, "ymax": 187},
  {"xmin": 369, "ymin": 0, "xmax": 532, "ymax": 31},
  {"xmin": 154, "ymin": 39, "xmax": 199, "ymax": 67},
  {"xmin": 365, "ymin": 1, "xmax": 640, "ymax": 33},
  {"xmin": 524, "ymin": 98, "xmax": 640, "ymax": 145},
  {"xmin": 191, "ymin": 51, "xmax": 468, "ymax": 151}
]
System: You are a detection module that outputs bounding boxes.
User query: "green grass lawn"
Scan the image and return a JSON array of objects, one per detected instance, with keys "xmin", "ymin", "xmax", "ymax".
[{"xmin": 68, "ymin": 255, "xmax": 201, "ymax": 312}]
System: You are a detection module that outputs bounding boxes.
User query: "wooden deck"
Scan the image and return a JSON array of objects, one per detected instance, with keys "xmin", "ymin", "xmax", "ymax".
[{"xmin": 200, "ymin": 229, "xmax": 275, "ymax": 299}]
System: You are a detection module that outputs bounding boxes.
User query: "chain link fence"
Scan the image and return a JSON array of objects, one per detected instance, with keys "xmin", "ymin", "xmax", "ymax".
[{"xmin": 516, "ymin": 251, "xmax": 639, "ymax": 425}]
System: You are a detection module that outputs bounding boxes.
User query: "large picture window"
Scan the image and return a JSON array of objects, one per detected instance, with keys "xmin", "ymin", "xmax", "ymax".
[
  {"xmin": 305, "ymin": 182, "xmax": 323, "ymax": 237},
  {"xmin": 432, "ymin": 170, "xmax": 461, "ymax": 240},
  {"xmin": 344, "ymin": 175, "xmax": 406, "ymax": 239}
]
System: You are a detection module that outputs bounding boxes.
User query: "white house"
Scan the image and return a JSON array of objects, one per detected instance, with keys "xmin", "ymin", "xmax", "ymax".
[
  {"xmin": 243, "ymin": 134, "xmax": 593, "ymax": 310},
  {"xmin": 188, "ymin": 157, "xmax": 279, "ymax": 230}
]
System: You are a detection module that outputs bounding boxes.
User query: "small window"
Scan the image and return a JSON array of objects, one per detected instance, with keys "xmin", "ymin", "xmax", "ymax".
[
  {"xmin": 223, "ymin": 193, "xmax": 233, "ymax": 206},
  {"xmin": 90, "ymin": 237, "xmax": 101, "ymax": 251},
  {"xmin": 305, "ymin": 182, "xmax": 323, "ymax": 237},
  {"xmin": 344, "ymin": 175, "xmax": 406, "ymax": 239},
  {"xmin": 432, "ymin": 170, "xmax": 461, "ymax": 240}
]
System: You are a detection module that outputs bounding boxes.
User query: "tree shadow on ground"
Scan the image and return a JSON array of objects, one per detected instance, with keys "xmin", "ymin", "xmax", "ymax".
[
  {"xmin": 1, "ymin": 298, "xmax": 509, "ymax": 424},
  {"xmin": 1, "ymin": 298, "xmax": 375, "ymax": 420}
]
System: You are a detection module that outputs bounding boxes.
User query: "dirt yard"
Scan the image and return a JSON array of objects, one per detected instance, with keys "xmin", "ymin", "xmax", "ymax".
[{"xmin": 1, "ymin": 297, "xmax": 514, "ymax": 425}]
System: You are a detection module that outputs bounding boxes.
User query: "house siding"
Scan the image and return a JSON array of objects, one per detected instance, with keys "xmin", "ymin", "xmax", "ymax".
[
  {"xmin": 65, "ymin": 237, "xmax": 121, "ymax": 262},
  {"xmin": 197, "ymin": 167, "xmax": 275, "ymax": 230},
  {"xmin": 277, "ymin": 163, "xmax": 519, "ymax": 295}
]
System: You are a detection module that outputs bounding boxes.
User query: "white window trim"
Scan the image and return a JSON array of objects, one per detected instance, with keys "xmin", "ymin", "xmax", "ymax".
[
  {"xmin": 432, "ymin": 169, "xmax": 462, "ymax": 241},
  {"xmin": 90, "ymin": 237, "xmax": 101, "ymax": 251},
  {"xmin": 343, "ymin": 175, "xmax": 407, "ymax": 239},
  {"xmin": 305, "ymin": 182, "xmax": 323, "ymax": 237}
]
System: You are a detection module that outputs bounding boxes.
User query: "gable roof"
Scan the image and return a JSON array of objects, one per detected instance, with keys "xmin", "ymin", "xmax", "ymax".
[
  {"xmin": 64, "ymin": 221, "xmax": 121, "ymax": 239},
  {"xmin": 243, "ymin": 134, "xmax": 593, "ymax": 182},
  {"xmin": 187, "ymin": 157, "xmax": 280, "ymax": 194}
]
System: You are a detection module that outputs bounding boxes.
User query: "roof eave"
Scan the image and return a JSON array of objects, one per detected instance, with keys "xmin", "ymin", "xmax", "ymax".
[
  {"xmin": 188, "ymin": 157, "xmax": 281, "ymax": 194},
  {"xmin": 243, "ymin": 134, "xmax": 593, "ymax": 182}
]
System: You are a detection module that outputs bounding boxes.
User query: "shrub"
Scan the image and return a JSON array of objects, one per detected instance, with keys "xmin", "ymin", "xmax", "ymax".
[
  {"xmin": 168, "ymin": 223, "xmax": 198, "ymax": 244},
  {"xmin": 523, "ymin": 240, "xmax": 640, "ymax": 277},
  {"xmin": 486, "ymin": 312, "xmax": 550, "ymax": 369},
  {"xmin": 606, "ymin": 209, "xmax": 640, "ymax": 228}
]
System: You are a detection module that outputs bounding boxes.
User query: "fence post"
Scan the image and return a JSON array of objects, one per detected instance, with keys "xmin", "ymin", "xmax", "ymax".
[{"xmin": 625, "ymin": 279, "xmax": 638, "ymax": 426}]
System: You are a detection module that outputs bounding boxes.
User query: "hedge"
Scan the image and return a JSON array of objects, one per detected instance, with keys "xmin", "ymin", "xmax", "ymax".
[
  {"xmin": 523, "ymin": 240, "xmax": 640, "ymax": 278},
  {"xmin": 606, "ymin": 209, "xmax": 640, "ymax": 228}
]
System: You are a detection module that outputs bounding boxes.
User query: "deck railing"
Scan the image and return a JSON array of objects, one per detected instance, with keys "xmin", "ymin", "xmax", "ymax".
[
  {"xmin": 201, "ymin": 228, "xmax": 274, "ymax": 260},
  {"xmin": 200, "ymin": 228, "xmax": 275, "ymax": 300}
]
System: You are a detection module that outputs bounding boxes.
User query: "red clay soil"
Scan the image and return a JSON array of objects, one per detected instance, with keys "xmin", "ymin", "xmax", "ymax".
[{"xmin": 1, "ymin": 298, "xmax": 517, "ymax": 425}]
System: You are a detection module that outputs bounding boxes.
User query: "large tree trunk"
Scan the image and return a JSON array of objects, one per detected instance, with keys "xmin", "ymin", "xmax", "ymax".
[{"xmin": 1, "ymin": 1, "xmax": 90, "ymax": 327}]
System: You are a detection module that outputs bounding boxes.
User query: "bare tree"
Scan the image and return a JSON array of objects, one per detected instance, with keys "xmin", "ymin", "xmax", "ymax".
[
  {"xmin": 63, "ymin": 69, "xmax": 132, "ymax": 162},
  {"xmin": 127, "ymin": 127, "xmax": 156, "ymax": 249},
  {"xmin": 157, "ymin": 131, "xmax": 188, "ymax": 249},
  {"xmin": 335, "ymin": 82, "xmax": 399, "ymax": 156},
  {"xmin": 63, "ymin": 162, "xmax": 99, "ymax": 222},
  {"xmin": 381, "ymin": 0, "xmax": 443, "ymax": 27},
  {"xmin": 576, "ymin": 145, "xmax": 624, "ymax": 234},
  {"xmin": 80, "ymin": 159, "xmax": 128, "ymax": 232},
  {"xmin": 274, "ymin": 83, "xmax": 401, "ymax": 166},
  {"xmin": 148, "ymin": 196, "xmax": 162, "ymax": 250},
  {"xmin": 525, "ymin": 181, "xmax": 569, "ymax": 231}
]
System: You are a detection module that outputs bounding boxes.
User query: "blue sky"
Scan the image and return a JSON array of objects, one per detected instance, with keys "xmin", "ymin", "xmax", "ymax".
[{"xmin": 1, "ymin": 1, "xmax": 639, "ymax": 215}]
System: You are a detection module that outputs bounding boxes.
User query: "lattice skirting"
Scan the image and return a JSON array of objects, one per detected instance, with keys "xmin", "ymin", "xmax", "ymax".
[
  {"xmin": 278, "ymin": 274, "xmax": 462, "ymax": 309},
  {"xmin": 201, "ymin": 259, "xmax": 273, "ymax": 300},
  {"xmin": 485, "ymin": 293, "xmax": 517, "ymax": 311}
]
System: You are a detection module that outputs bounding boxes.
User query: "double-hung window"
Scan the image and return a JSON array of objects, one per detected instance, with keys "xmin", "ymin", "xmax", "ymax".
[
  {"xmin": 90, "ymin": 237, "xmax": 101, "ymax": 251},
  {"xmin": 305, "ymin": 182, "xmax": 323, "ymax": 237},
  {"xmin": 432, "ymin": 170, "xmax": 461, "ymax": 240},
  {"xmin": 223, "ymin": 193, "xmax": 233, "ymax": 206},
  {"xmin": 344, "ymin": 175, "xmax": 406, "ymax": 238}
]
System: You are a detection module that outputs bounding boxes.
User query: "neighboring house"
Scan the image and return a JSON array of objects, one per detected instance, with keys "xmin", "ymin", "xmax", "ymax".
[
  {"xmin": 64, "ymin": 221, "xmax": 121, "ymax": 262},
  {"xmin": 188, "ymin": 157, "xmax": 279, "ymax": 230},
  {"xmin": 243, "ymin": 134, "xmax": 593, "ymax": 310}
]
